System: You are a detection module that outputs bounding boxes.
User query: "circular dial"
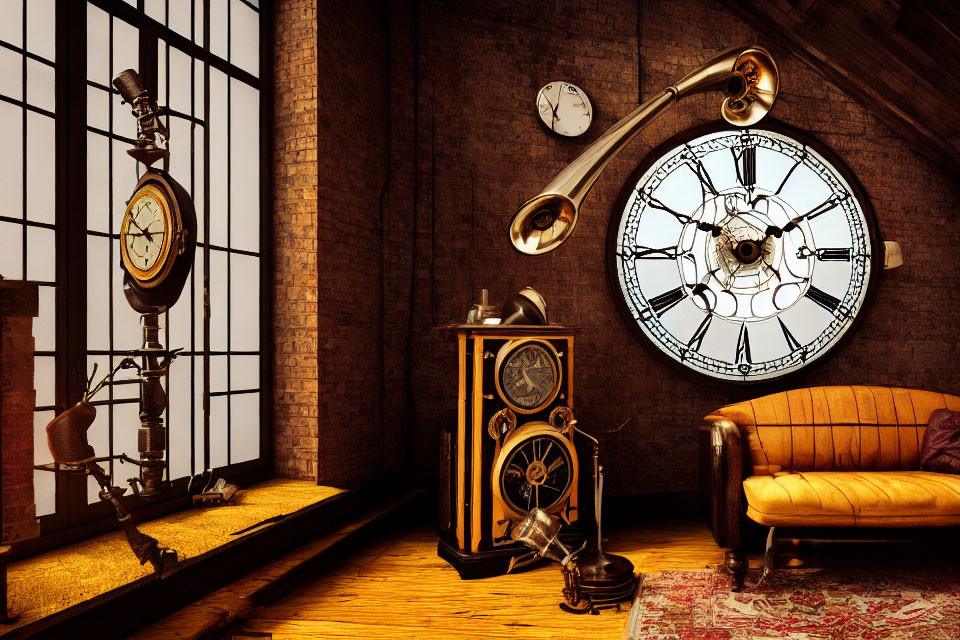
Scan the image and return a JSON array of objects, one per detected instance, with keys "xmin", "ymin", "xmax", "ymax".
[
  {"xmin": 536, "ymin": 81, "xmax": 593, "ymax": 137},
  {"xmin": 608, "ymin": 124, "xmax": 880, "ymax": 383},
  {"xmin": 498, "ymin": 342, "xmax": 561, "ymax": 412},
  {"xmin": 120, "ymin": 183, "xmax": 174, "ymax": 287},
  {"xmin": 500, "ymin": 433, "xmax": 573, "ymax": 515}
]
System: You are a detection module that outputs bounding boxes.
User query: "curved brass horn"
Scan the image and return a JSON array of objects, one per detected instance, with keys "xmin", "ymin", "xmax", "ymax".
[{"xmin": 509, "ymin": 45, "xmax": 778, "ymax": 255}]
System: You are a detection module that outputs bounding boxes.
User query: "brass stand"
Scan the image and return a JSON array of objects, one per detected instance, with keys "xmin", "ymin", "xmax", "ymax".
[{"xmin": 135, "ymin": 313, "xmax": 171, "ymax": 497}]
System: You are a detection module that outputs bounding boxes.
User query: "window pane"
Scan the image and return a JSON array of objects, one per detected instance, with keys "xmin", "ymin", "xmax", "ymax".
[
  {"xmin": 111, "ymin": 354, "xmax": 141, "ymax": 400},
  {"xmin": 168, "ymin": 354, "xmax": 193, "ymax": 480},
  {"xmin": 0, "ymin": 47, "xmax": 21, "ymax": 100},
  {"xmin": 193, "ymin": 124, "xmax": 205, "ymax": 244},
  {"xmin": 193, "ymin": 247, "xmax": 205, "ymax": 346},
  {"xmin": 209, "ymin": 249, "xmax": 228, "ymax": 351},
  {"xmin": 144, "ymin": 0, "xmax": 165, "ymax": 25},
  {"xmin": 208, "ymin": 67, "xmax": 228, "ymax": 247},
  {"xmin": 230, "ymin": 0, "xmax": 259, "ymax": 77},
  {"xmin": 112, "ymin": 237, "xmax": 142, "ymax": 350},
  {"xmin": 168, "ymin": 46, "xmax": 192, "ymax": 115},
  {"xmin": 230, "ymin": 354, "xmax": 258, "ymax": 390},
  {"xmin": 86, "ymin": 3, "xmax": 110, "ymax": 85},
  {"xmin": 230, "ymin": 253, "xmax": 259, "ymax": 350},
  {"xmin": 26, "ymin": 226, "xmax": 55, "ymax": 281},
  {"xmin": 194, "ymin": 355, "xmax": 205, "ymax": 472},
  {"xmin": 229, "ymin": 78, "xmax": 258, "ymax": 252},
  {"xmin": 0, "ymin": 101, "xmax": 22, "ymax": 219},
  {"xmin": 25, "ymin": 0, "xmax": 55, "ymax": 62},
  {"xmin": 34, "ymin": 410, "xmax": 55, "ymax": 517},
  {"xmin": 34, "ymin": 355, "xmax": 55, "ymax": 407},
  {"xmin": 210, "ymin": 0, "xmax": 228, "ymax": 61},
  {"xmin": 112, "ymin": 17, "xmax": 139, "ymax": 141},
  {"xmin": 194, "ymin": 0, "xmax": 204, "ymax": 47},
  {"xmin": 87, "ymin": 85, "xmax": 109, "ymax": 133},
  {"xmin": 169, "ymin": 0, "xmax": 191, "ymax": 41},
  {"xmin": 168, "ymin": 264, "xmax": 194, "ymax": 350},
  {"xmin": 156, "ymin": 40, "xmax": 166, "ymax": 108},
  {"xmin": 86, "ymin": 132, "xmax": 109, "ymax": 233},
  {"xmin": 34, "ymin": 285, "xmax": 55, "ymax": 351},
  {"xmin": 230, "ymin": 392, "xmax": 258, "ymax": 464},
  {"xmin": 211, "ymin": 354, "xmax": 227, "ymax": 393},
  {"xmin": 168, "ymin": 117, "xmax": 191, "ymax": 189},
  {"xmin": 26, "ymin": 112, "xmax": 54, "ymax": 224},
  {"xmin": 0, "ymin": 221, "xmax": 23, "ymax": 279},
  {"xmin": 112, "ymin": 402, "xmax": 141, "ymax": 472},
  {"xmin": 26, "ymin": 58, "xmax": 54, "ymax": 112},
  {"xmin": 86, "ymin": 235, "xmax": 110, "ymax": 350},
  {"xmin": 112, "ymin": 139, "xmax": 137, "ymax": 236},
  {"xmin": 0, "ymin": 0, "xmax": 23, "ymax": 47},
  {"xmin": 210, "ymin": 395, "xmax": 227, "ymax": 468}
]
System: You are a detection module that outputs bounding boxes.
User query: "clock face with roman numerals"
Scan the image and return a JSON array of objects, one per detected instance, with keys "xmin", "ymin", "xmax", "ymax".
[{"xmin": 608, "ymin": 123, "xmax": 881, "ymax": 383}]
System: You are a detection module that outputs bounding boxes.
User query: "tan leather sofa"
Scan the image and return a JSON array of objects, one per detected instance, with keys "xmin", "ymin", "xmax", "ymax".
[{"xmin": 706, "ymin": 385, "xmax": 960, "ymax": 589}]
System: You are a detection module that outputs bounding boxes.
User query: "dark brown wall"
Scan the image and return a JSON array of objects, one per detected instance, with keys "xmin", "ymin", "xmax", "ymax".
[{"xmin": 405, "ymin": 0, "xmax": 960, "ymax": 496}]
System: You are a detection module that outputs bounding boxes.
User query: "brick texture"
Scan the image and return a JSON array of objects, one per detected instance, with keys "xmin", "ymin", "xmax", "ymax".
[
  {"xmin": 273, "ymin": 0, "xmax": 414, "ymax": 486},
  {"xmin": 273, "ymin": 0, "xmax": 319, "ymax": 479},
  {"xmin": 273, "ymin": 0, "xmax": 960, "ymax": 497},
  {"xmin": 404, "ymin": 0, "xmax": 960, "ymax": 496},
  {"xmin": 0, "ymin": 283, "xmax": 41, "ymax": 543}
]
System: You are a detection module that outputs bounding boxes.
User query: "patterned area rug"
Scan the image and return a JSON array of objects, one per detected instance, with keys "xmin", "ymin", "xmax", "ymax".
[{"xmin": 626, "ymin": 563, "xmax": 960, "ymax": 639}]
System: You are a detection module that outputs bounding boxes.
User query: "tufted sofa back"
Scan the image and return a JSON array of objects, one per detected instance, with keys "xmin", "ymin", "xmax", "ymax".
[{"xmin": 705, "ymin": 386, "xmax": 960, "ymax": 475}]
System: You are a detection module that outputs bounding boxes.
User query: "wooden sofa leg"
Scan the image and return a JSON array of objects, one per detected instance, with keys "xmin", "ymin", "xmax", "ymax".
[
  {"xmin": 725, "ymin": 550, "xmax": 747, "ymax": 591},
  {"xmin": 755, "ymin": 527, "xmax": 776, "ymax": 589}
]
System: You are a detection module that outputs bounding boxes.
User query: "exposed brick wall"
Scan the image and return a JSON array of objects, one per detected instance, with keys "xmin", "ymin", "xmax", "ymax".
[
  {"xmin": 273, "ymin": 0, "xmax": 412, "ymax": 486},
  {"xmin": 0, "ymin": 282, "xmax": 41, "ymax": 543},
  {"xmin": 405, "ymin": 0, "xmax": 960, "ymax": 496},
  {"xmin": 273, "ymin": 0, "xmax": 319, "ymax": 479}
]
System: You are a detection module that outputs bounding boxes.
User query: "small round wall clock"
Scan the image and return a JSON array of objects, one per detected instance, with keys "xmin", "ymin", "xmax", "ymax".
[
  {"xmin": 536, "ymin": 81, "xmax": 593, "ymax": 138},
  {"xmin": 119, "ymin": 169, "xmax": 197, "ymax": 312},
  {"xmin": 607, "ymin": 122, "xmax": 882, "ymax": 384}
]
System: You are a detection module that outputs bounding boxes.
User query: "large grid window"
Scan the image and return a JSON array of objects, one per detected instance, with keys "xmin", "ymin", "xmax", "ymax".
[
  {"xmin": 0, "ymin": 0, "xmax": 269, "ymax": 538},
  {"xmin": 0, "ymin": 0, "xmax": 58, "ymax": 517}
]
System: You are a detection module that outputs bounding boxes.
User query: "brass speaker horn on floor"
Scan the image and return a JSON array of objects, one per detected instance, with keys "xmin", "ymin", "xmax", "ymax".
[{"xmin": 509, "ymin": 45, "xmax": 778, "ymax": 255}]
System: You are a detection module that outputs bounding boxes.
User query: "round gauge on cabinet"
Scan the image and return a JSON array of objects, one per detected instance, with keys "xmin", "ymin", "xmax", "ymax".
[
  {"xmin": 494, "ymin": 339, "xmax": 562, "ymax": 414},
  {"xmin": 491, "ymin": 422, "xmax": 578, "ymax": 521}
]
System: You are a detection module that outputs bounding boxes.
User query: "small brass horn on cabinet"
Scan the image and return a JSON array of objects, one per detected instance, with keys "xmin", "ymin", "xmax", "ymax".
[{"xmin": 509, "ymin": 45, "xmax": 779, "ymax": 255}]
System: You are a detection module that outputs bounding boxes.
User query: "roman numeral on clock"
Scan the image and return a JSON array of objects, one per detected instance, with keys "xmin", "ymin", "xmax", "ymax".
[
  {"xmin": 817, "ymin": 247, "xmax": 851, "ymax": 261},
  {"xmin": 735, "ymin": 323, "xmax": 752, "ymax": 364},
  {"xmin": 687, "ymin": 314, "xmax": 712, "ymax": 351},
  {"xmin": 734, "ymin": 142, "xmax": 756, "ymax": 190},
  {"xmin": 647, "ymin": 286, "xmax": 686, "ymax": 317},
  {"xmin": 778, "ymin": 317, "xmax": 808, "ymax": 361},
  {"xmin": 805, "ymin": 285, "xmax": 841, "ymax": 313}
]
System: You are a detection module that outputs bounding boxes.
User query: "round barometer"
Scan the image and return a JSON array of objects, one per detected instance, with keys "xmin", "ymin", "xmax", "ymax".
[{"xmin": 491, "ymin": 422, "xmax": 577, "ymax": 520}]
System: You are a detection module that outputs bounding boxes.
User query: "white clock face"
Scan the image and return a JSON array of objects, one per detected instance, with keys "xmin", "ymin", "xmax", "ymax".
[
  {"xmin": 536, "ymin": 81, "xmax": 593, "ymax": 137},
  {"xmin": 609, "ymin": 126, "xmax": 879, "ymax": 383},
  {"xmin": 125, "ymin": 193, "xmax": 168, "ymax": 272}
]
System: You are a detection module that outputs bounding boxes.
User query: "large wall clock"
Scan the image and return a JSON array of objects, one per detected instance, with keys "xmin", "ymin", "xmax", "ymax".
[{"xmin": 607, "ymin": 122, "xmax": 882, "ymax": 384}]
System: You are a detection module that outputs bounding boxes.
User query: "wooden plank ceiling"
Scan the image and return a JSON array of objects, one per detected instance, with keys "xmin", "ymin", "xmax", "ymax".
[{"xmin": 722, "ymin": 0, "xmax": 960, "ymax": 178}]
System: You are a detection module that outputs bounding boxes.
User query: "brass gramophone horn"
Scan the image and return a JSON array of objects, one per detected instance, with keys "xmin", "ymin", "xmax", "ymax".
[{"xmin": 509, "ymin": 45, "xmax": 778, "ymax": 255}]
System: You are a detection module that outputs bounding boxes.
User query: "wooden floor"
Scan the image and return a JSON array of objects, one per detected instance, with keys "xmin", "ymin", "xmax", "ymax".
[{"xmin": 234, "ymin": 518, "xmax": 728, "ymax": 639}]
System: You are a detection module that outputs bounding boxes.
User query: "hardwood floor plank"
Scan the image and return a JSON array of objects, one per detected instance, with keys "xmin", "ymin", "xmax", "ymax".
[{"xmin": 236, "ymin": 518, "xmax": 726, "ymax": 639}]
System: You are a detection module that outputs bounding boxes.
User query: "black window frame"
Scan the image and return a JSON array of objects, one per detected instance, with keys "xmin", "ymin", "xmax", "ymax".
[{"xmin": 8, "ymin": 0, "xmax": 274, "ymax": 556}]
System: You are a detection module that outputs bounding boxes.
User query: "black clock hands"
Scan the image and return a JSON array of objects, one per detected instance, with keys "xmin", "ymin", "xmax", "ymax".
[{"xmin": 763, "ymin": 193, "xmax": 849, "ymax": 239}]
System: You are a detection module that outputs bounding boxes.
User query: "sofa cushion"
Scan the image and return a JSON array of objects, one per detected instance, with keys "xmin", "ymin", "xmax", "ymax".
[
  {"xmin": 706, "ymin": 386, "xmax": 960, "ymax": 474},
  {"xmin": 743, "ymin": 471, "xmax": 960, "ymax": 527}
]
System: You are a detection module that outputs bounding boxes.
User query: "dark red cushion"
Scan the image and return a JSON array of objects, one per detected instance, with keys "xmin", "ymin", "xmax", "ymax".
[{"xmin": 920, "ymin": 408, "xmax": 960, "ymax": 474}]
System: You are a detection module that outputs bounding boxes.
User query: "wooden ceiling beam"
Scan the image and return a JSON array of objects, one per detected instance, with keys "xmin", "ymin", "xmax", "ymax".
[{"xmin": 721, "ymin": 0, "xmax": 960, "ymax": 178}]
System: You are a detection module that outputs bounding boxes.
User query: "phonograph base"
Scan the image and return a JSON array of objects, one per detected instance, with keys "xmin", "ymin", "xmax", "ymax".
[{"xmin": 438, "ymin": 529, "xmax": 586, "ymax": 580}]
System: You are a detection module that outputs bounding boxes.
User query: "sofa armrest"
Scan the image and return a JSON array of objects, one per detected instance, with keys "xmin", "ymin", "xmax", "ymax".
[{"xmin": 709, "ymin": 419, "xmax": 744, "ymax": 550}]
